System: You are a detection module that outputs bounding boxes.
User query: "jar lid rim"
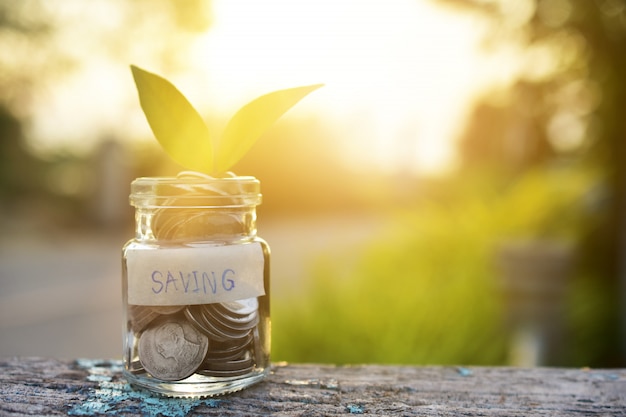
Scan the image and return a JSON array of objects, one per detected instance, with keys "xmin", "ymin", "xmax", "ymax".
[
  {"xmin": 131, "ymin": 175, "xmax": 259, "ymax": 184},
  {"xmin": 129, "ymin": 176, "xmax": 261, "ymax": 208}
]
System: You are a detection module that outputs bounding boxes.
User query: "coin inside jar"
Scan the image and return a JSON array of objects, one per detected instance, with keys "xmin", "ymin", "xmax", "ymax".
[
  {"xmin": 151, "ymin": 305, "xmax": 186, "ymax": 315},
  {"xmin": 128, "ymin": 305, "xmax": 160, "ymax": 333},
  {"xmin": 219, "ymin": 298, "xmax": 258, "ymax": 316},
  {"xmin": 185, "ymin": 305, "xmax": 255, "ymax": 342},
  {"xmin": 203, "ymin": 304, "xmax": 259, "ymax": 332},
  {"xmin": 138, "ymin": 316, "xmax": 209, "ymax": 381},
  {"xmin": 206, "ymin": 332, "xmax": 253, "ymax": 356}
]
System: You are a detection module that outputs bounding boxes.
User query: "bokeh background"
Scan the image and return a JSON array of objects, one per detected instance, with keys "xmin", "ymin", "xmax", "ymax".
[{"xmin": 1, "ymin": 0, "xmax": 625, "ymax": 367}]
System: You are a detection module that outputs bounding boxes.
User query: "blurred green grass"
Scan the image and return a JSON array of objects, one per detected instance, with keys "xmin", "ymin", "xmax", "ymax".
[{"xmin": 273, "ymin": 167, "xmax": 614, "ymax": 366}]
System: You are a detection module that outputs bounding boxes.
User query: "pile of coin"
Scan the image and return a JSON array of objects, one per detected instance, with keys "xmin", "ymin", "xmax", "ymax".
[
  {"xmin": 185, "ymin": 299, "xmax": 259, "ymax": 377},
  {"xmin": 129, "ymin": 299, "xmax": 259, "ymax": 381}
]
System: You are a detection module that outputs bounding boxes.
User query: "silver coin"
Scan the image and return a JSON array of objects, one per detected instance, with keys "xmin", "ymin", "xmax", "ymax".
[
  {"xmin": 138, "ymin": 316, "xmax": 209, "ymax": 381},
  {"xmin": 185, "ymin": 306, "xmax": 229, "ymax": 342},
  {"xmin": 204, "ymin": 304, "xmax": 259, "ymax": 332},
  {"xmin": 185, "ymin": 305, "xmax": 253, "ymax": 342},
  {"xmin": 204, "ymin": 356, "xmax": 254, "ymax": 371},
  {"xmin": 206, "ymin": 335, "xmax": 254, "ymax": 361},
  {"xmin": 207, "ymin": 346, "xmax": 250, "ymax": 362},
  {"xmin": 184, "ymin": 306, "xmax": 212, "ymax": 334},
  {"xmin": 128, "ymin": 305, "xmax": 160, "ymax": 333},
  {"xmin": 198, "ymin": 306, "xmax": 253, "ymax": 340},
  {"xmin": 199, "ymin": 363, "xmax": 255, "ymax": 377},
  {"xmin": 218, "ymin": 298, "xmax": 258, "ymax": 316},
  {"xmin": 151, "ymin": 305, "xmax": 186, "ymax": 315},
  {"xmin": 198, "ymin": 309, "xmax": 251, "ymax": 341}
]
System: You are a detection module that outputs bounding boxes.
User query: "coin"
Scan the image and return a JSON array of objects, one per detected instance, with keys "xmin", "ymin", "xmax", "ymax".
[
  {"xmin": 218, "ymin": 298, "xmax": 258, "ymax": 317},
  {"xmin": 128, "ymin": 305, "xmax": 160, "ymax": 333},
  {"xmin": 199, "ymin": 361, "xmax": 255, "ymax": 377},
  {"xmin": 204, "ymin": 356, "xmax": 254, "ymax": 371},
  {"xmin": 183, "ymin": 300, "xmax": 260, "ymax": 378},
  {"xmin": 185, "ymin": 305, "xmax": 254, "ymax": 342},
  {"xmin": 198, "ymin": 305, "xmax": 254, "ymax": 340},
  {"xmin": 185, "ymin": 306, "xmax": 229, "ymax": 342},
  {"xmin": 206, "ymin": 333, "xmax": 254, "ymax": 361},
  {"xmin": 151, "ymin": 305, "xmax": 186, "ymax": 315},
  {"xmin": 203, "ymin": 304, "xmax": 259, "ymax": 333},
  {"xmin": 138, "ymin": 316, "xmax": 209, "ymax": 381}
]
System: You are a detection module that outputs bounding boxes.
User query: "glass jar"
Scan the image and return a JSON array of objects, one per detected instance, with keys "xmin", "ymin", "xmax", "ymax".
[{"xmin": 122, "ymin": 173, "xmax": 270, "ymax": 397}]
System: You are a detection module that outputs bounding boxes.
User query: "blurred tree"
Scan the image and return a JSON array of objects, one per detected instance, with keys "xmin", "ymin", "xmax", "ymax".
[
  {"xmin": 459, "ymin": 81, "xmax": 556, "ymax": 172},
  {"xmin": 0, "ymin": 2, "xmax": 53, "ymax": 206},
  {"xmin": 0, "ymin": 0, "xmax": 212, "ymax": 225},
  {"xmin": 0, "ymin": 0, "xmax": 212, "ymax": 131},
  {"xmin": 0, "ymin": 1, "xmax": 56, "ymax": 114},
  {"xmin": 437, "ymin": 0, "xmax": 626, "ymax": 364},
  {"xmin": 0, "ymin": 106, "xmax": 43, "ymax": 199}
]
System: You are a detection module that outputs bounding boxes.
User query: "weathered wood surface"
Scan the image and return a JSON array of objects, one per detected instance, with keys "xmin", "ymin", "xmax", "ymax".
[{"xmin": 1, "ymin": 358, "xmax": 625, "ymax": 416}]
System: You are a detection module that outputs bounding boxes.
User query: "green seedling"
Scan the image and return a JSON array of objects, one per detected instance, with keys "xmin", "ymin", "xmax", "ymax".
[{"xmin": 131, "ymin": 65, "xmax": 322, "ymax": 174}]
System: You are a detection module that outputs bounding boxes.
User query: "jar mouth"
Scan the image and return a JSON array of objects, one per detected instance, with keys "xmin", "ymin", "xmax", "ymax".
[{"xmin": 130, "ymin": 176, "xmax": 262, "ymax": 209}]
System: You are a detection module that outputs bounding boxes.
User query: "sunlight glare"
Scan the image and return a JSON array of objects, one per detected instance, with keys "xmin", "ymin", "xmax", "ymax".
[
  {"xmin": 22, "ymin": 0, "xmax": 520, "ymax": 176},
  {"xmin": 187, "ymin": 0, "xmax": 505, "ymax": 175}
]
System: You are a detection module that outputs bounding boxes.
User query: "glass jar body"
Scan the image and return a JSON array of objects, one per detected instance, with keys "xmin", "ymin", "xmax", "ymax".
[{"xmin": 121, "ymin": 176, "xmax": 270, "ymax": 397}]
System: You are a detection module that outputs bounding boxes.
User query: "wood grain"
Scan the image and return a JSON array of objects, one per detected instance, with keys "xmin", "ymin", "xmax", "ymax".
[{"xmin": 1, "ymin": 357, "xmax": 625, "ymax": 416}]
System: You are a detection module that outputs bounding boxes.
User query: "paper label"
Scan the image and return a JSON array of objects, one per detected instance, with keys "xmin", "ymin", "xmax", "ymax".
[{"xmin": 126, "ymin": 243, "xmax": 265, "ymax": 306}]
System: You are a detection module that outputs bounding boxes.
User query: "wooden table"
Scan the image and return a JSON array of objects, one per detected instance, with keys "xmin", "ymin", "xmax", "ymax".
[{"xmin": 1, "ymin": 357, "xmax": 624, "ymax": 416}]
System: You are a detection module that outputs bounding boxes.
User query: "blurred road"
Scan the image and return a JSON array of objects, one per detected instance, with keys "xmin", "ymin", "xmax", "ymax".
[{"xmin": 0, "ymin": 215, "xmax": 384, "ymax": 359}]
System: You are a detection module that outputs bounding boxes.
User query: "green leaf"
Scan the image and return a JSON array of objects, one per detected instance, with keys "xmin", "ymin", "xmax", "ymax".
[
  {"xmin": 215, "ymin": 84, "xmax": 324, "ymax": 173},
  {"xmin": 131, "ymin": 65, "xmax": 214, "ymax": 173},
  {"xmin": 131, "ymin": 65, "xmax": 323, "ymax": 174}
]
